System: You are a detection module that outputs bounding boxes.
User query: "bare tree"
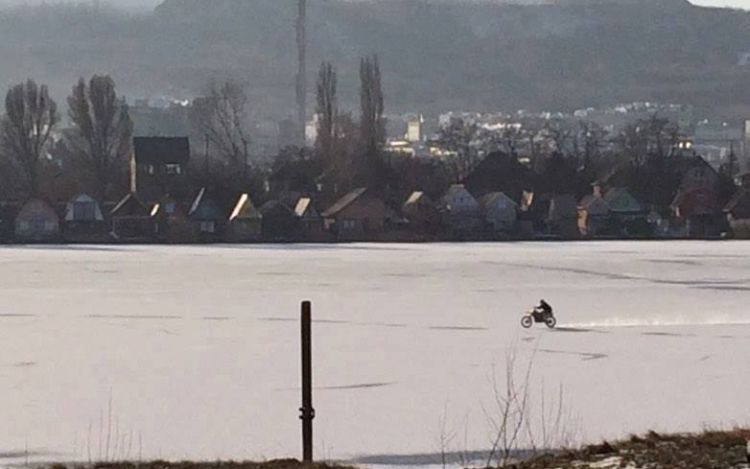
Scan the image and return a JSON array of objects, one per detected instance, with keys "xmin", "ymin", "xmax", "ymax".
[
  {"xmin": 316, "ymin": 61, "xmax": 338, "ymax": 164},
  {"xmin": 544, "ymin": 121, "xmax": 573, "ymax": 156},
  {"xmin": 615, "ymin": 114, "xmax": 679, "ymax": 166},
  {"xmin": 577, "ymin": 121, "xmax": 607, "ymax": 173},
  {"xmin": 190, "ymin": 79, "xmax": 250, "ymax": 169},
  {"xmin": 0, "ymin": 79, "xmax": 59, "ymax": 198},
  {"xmin": 66, "ymin": 75, "xmax": 133, "ymax": 200},
  {"xmin": 437, "ymin": 118, "xmax": 481, "ymax": 181},
  {"xmin": 483, "ymin": 344, "xmax": 581, "ymax": 467},
  {"xmin": 484, "ymin": 346, "xmax": 535, "ymax": 467}
]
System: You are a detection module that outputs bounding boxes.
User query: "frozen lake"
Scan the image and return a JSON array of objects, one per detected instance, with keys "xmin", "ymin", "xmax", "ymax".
[{"xmin": 0, "ymin": 242, "xmax": 749, "ymax": 465}]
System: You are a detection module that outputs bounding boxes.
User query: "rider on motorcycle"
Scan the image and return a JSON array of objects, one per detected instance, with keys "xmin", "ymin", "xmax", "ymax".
[
  {"xmin": 535, "ymin": 300, "xmax": 553, "ymax": 317},
  {"xmin": 522, "ymin": 300, "xmax": 557, "ymax": 329}
]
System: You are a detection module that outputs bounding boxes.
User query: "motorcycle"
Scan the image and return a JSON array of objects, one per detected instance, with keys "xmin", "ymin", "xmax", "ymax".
[{"xmin": 521, "ymin": 308, "xmax": 557, "ymax": 329}]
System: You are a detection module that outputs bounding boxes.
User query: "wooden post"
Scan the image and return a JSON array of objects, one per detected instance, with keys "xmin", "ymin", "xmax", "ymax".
[{"xmin": 300, "ymin": 300, "xmax": 315, "ymax": 462}]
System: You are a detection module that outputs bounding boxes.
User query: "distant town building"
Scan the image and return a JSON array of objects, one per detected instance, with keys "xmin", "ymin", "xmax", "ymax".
[{"xmin": 406, "ymin": 114, "xmax": 423, "ymax": 142}]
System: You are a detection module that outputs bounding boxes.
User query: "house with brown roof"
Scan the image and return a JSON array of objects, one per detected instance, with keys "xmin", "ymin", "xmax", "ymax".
[
  {"xmin": 227, "ymin": 193, "xmax": 263, "ymax": 243},
  {"xmin": 152, "ymin": 194, "xmax": 195, "ymax": 243},
  {"xmin": 402, "ymin": 191, "xmax": 440, "ymax": 235},
  {"xmin": 322, "ymin": 188, "xmax": 395, "ymax": 241},
  {"xmin": 260, "ymin": 200, "xmax": 298, "ymax": 241},
  {"xmin": 295, "ymin": 197, "xmax": 324, "ymax": 241},
  {"xmin": 669, "ymin": 156, "xmax": 728, "ymax": 238},
  {"xmin": 671, "ymin": 187, "xmax": 726, "ymax": 238},
  {"xmin": 111, "ymin": 193, "xmax": 153, "ymax": 242},
  {"xmin": 578, "ymin": 186, "xmax": 611, "ymax": 237}
]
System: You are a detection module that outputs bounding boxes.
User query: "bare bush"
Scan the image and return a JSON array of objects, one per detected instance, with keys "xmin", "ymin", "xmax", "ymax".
[{"xmin": 483, "ymin": 343, "xmax": 580, "ymax": 467}]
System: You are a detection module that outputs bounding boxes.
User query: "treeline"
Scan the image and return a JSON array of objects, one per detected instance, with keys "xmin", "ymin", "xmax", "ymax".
[{"xmin": 0, "ymin": 76, "xmax": 133, "ymax": 202}]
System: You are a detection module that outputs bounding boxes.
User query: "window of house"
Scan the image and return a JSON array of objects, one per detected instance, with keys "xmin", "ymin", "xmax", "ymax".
[
  {"xmin": 342, "ymin": 219, "xmax": 357, "ymax": 230},
  {"xmin": 145, "ymin": 164, "xmax": 155, "ymax": 175},
  {"xmin": 200, "ymin": 221, "xmax": 216, "ymax": 233},
  {"xmin": 19, "ymin": 221, "xmax": 29, "ymax": 231},
  {"xmin": 166, "ymin": 202, "xmax": 176, "ymax": 214},
  {"xmin": 165, "ymin": 164, "xmax": 182, "ymax": 175}
]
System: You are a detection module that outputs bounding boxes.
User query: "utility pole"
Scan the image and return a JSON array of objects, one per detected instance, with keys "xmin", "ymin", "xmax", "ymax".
[{"xmin": 296, "ymin": 0, "xmax": 307, "ymax": 147}]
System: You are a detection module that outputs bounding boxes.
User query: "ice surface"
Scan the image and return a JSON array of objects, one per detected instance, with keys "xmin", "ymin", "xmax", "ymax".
[{"xmin": 0, "ymin": 242, "xmax": 749, "ymax": 464}]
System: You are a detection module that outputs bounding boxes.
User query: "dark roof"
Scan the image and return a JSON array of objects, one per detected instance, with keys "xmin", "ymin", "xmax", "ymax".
[
  {"xmin": 322, "ymin": 188, "xmax": 367, "ymax": 218},
  {"xmin": 260, "ymin": 200, "xmax": 296, "ymax": 218},
  {"xmin": 189, "ymin": 187, "xmax": 230, "ymax": 221},
  {"xmin": 133, "ymin": 137, "xmax": 190, "ymax": 165},
  {"xmin": 463, "ymin": 152, "xmax": 540, "ymax": 201},
  {"xmin": 111, "ymin": 193, "xmax": 150, "ymax": 217},
  {"xmin": 724, "ymin": 188, "xmax": 750, "ymax": 216}
]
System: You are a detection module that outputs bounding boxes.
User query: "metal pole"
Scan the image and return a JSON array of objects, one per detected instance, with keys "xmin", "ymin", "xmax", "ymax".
[{"xmin": 300, "ymin": 300, "xmax": 314, "ymax": 462}]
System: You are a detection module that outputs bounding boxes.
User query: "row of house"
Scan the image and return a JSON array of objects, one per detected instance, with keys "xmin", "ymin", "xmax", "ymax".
[{"xmin": 3, "ymin": 136, "xmax": 750, "ymax": 244}]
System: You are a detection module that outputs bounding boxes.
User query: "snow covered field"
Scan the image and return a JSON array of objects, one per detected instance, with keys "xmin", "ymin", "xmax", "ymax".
[{"xmin": 0, "ymin": 242, "xmax": 748, "ymax": 465}]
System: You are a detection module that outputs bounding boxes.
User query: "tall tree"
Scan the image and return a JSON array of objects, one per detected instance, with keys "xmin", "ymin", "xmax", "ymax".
[
  {"xmin": 66, "ymin": 75, "xmax": 133, "ymax": 200},
  {"xmin": 0, "ymin": 79, "xmax": 59, "ymax": 197},
  {"xmin": 359, "ymin": 54, "xmax": 385, "ymax": 186},
  {"xmin": 190, "ymin": 79, "xmax": 250, "ymax": 169},
  {"xmin": 315, "ymin": 61, "xmax": 338, "ymax": 165},
  {"xmin": 436, "ymin": 118, "xmax": 481, "ymax": 182}
]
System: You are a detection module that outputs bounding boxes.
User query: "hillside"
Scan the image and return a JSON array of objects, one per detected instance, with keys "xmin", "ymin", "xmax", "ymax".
[{"xmin": 1, "ymin": 0, "xmax": 750, "ymax": 120}]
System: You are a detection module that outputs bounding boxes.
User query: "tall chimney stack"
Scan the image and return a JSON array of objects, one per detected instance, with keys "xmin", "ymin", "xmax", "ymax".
[{"xmin": 296, "ymin": 0, "xmax": 308, "ymax": 147}]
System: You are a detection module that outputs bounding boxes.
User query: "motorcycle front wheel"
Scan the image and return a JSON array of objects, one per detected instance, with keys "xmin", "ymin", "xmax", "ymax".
[{"xmin": 521, "ymin": 316, "xmax": 533, "ymax": 328}]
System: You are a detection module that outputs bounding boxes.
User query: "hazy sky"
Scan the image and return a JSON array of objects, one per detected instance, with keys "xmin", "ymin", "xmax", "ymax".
[{"xmin": 2, "ymin": 0, "xmax": 750, "ymax": 10}]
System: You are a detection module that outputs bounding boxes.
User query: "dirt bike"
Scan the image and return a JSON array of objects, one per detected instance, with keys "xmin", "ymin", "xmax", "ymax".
[{"xmin": 521, "ymin": 309, "xmax": 557, "ymax": 329}]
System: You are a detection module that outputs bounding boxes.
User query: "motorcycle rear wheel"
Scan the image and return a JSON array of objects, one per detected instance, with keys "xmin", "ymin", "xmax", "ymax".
[{"xmin": 545, "ymin": 316, "xmax": 557, "ymax": 329}]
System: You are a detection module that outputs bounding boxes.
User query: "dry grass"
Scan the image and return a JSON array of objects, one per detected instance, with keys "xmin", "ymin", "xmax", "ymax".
[{"xmin": 499, "ymin": 428, "xmax": 750, "ymax": 469}]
